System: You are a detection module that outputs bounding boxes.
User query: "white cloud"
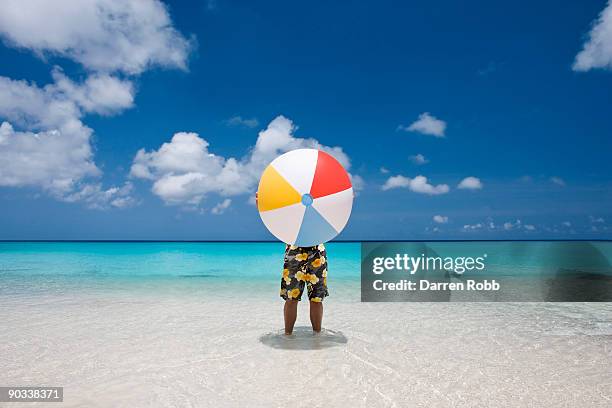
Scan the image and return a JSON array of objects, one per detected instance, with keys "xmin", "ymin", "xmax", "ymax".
[
  {"xmin": 457, "ymin": 176, "xmax": 483, "ymax": 190},
  {"xmin": 433, "ymin": 215, "xmax": 448, "ymax": 224},
  {"xmin": 399, "ymin": 112, "xmax": 446, "ymax": 137},
  {"xmin": 211, "ymin": 198, "xmax": 231, "ymax": 215},
  {"xmin": 409, "ymin": 153, "xmax": 429, "ymax": 165},
  {"xmin": 131, "ymin": 115, "xmax": 358, "ymax": 205},
  {"xmin": 130, "ymin": 132, "xmax": 224, "ymax": 180},
  {"xmin": 225, "ymin": 116, "xmax": 259, "ymax": 128},
  {"xmin": 62, "ymin": 182, "xmax": 137, "ymax": 209},
  {"xmin": 0, "ymin": 71, "xmax": 139, "ymax": 203},
  {"xmin": 0, "ymin": 75, "xmax": 121, "ymax": 196},
  {"xmin": 550, "ymin": 176, "xmax": 566, "ymax": 186},
  {"xmin": 463, "ymin": 223, "xmax": 483, "ymax": 230},
  {"xmin": 51, "ymin": 69, "xmax": 134, "ymax": 115},
  {"xmin": 0, "ymin": 73, "xmax": 135, "ymax": 202},
  {"xmin": 461, "ymin": 218, "xmax": 537, "ymax": 232},
  {"xmin": 251, "ymin": 116, "xmax": 350, "ymax": 169},
  {"xmin": 562, "ymin": 221, "xmax": 572, "ymax": 227},
  {"xmin": 573, "ymin": 2, "xmax": 612, "ymax": 71},
  {"xmin": 382, "ymin": 175, "xmax": 449, "ymax": 195},
  {"xmin": 0, "ymin": 73, "xmax": 136, "ymax": 206},
  {"xmin": 349, "ymin": 174, "xmax": 365, "ymax": 192},
  {"xmin": 0, "ymin": 74, "xmax": 81, "ymax": 130},
  {"xmin": 589, "ymin": 216, "xmax": 605, "ymax": 223},
  {"xmin": 0, "ymin": 120, "xmax": 98, "ymax": 195},
  {"xmin": 0, "ymin": 0, "xmax": 193, "ymax": 74},
  {"xmin": 503, "ymin": 219, "xmax": 522, "ymax": 230},
  {"xmin": 0, "ymin": 0, "xmax": 191, "ymax": 208},
  {"xmin": 380, "ymin": 167, "xmax": 389, "ymax": 174}
]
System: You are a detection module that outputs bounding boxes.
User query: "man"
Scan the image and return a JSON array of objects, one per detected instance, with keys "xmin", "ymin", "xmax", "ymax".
[
  {"xmin": 256, "ymin": 192, "xmax": 328, "ymax": 335},
  {"xmin": 280, "ymin": 243, "xmax": 328, "ymax": 335}
]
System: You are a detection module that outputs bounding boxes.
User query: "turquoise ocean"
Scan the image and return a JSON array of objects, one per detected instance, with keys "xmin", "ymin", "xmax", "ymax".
[
  {"xmin": 2, "ymin": 241, "xmax": 612, "ymax": 299},
  {"xmin": 0, "ymin": 242, "xmax": 361, "ymax": 299}
]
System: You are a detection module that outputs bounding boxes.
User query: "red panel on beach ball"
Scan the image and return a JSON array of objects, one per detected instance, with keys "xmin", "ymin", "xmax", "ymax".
[{"xmin": 310, "ymin": 151, "xmax": 352, "ymax": 199}]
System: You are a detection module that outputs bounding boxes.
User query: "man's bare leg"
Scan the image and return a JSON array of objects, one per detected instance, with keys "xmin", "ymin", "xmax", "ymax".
[
  {"xmin": 284, "ymin": 299, "xmax": 298, "ymax": 335},
  {"xmin": 309, "ymin": 301, "xmax": 323, "ymax": 333}
]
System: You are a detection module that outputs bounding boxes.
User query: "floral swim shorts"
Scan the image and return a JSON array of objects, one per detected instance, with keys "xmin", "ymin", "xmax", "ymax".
[{"xmin": 280, "ymin": 243, "xmax": 329, "ymax": 302}]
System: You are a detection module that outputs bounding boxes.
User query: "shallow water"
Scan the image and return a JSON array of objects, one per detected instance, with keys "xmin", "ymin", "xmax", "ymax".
[{"xmin": 259, "ymin": 327, "xmax": 349, "ymax": 350}]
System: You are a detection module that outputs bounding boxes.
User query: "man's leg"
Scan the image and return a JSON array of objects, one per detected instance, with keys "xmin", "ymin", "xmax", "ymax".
[
  {"xmin": 309, "ymin": 301, "xmax": 323, "ymax": 332},
  {"xmin": 284, "ymin": 299, "xmax": 298, "ymax": 335}
]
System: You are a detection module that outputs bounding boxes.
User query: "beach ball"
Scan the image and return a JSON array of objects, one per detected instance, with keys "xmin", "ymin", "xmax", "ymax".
[{"xmin": 257, "ymin": 149, "xmax": 353, "ymax": 246}]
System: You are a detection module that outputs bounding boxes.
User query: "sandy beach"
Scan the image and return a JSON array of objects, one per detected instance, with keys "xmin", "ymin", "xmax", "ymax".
[{"xmin": 2, "ymin": 285, "xmax": 611, "ymax": 407}]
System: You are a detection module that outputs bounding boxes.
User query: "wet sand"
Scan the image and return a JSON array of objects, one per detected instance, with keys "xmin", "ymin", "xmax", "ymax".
[{"xmin": 1, "ymin": 290, "xmax": 611, "ymax": 407}]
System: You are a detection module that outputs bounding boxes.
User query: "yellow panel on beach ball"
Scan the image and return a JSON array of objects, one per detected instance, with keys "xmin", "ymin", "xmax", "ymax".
[{"xmin": 257, "ymin": 165, "xmax": 302, "ymax": 212}]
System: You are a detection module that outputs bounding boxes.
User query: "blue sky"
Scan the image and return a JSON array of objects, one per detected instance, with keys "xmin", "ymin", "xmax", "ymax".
[{"xmin": 1, "ymin": 0, "xmax": 611, "ymax": 240}]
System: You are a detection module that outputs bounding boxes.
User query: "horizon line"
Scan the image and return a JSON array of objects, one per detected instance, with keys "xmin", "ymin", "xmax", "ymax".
[{"xmin": 1, "ymin": 239, "xmax": 611, "ymax": 243}]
